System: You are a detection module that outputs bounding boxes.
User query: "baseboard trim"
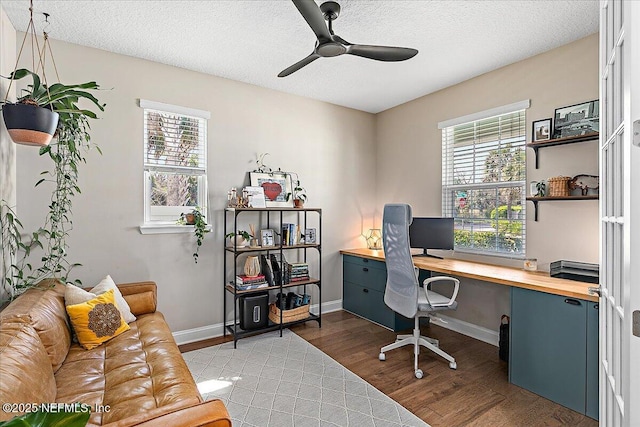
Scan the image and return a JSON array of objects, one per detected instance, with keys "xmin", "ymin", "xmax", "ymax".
[
  {"xmin": 431, "ymin": 314, "xmax": 499, "ymax": 347},
  {"xmin": 172, "ymin": 298, "xmax": 344, "ymax": 346}
]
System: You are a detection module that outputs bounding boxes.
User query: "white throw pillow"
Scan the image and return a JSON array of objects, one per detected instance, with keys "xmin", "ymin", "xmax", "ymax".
[{"xmin": 65, "ymin": 276, "xmax": 136, "ymax": 323}]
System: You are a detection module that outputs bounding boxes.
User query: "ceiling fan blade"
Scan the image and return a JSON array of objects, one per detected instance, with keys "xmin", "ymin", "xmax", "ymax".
[
  {"xmin": 292, "ymin": 0, "xmax": 332, "ymax": 42},
  {"xmin": 347, "ymin": 45, "xmax": 418, "ymax": 61},
  {"xmin": 278, "ymin": 52, "xmax": 321, "ymax": 77}
]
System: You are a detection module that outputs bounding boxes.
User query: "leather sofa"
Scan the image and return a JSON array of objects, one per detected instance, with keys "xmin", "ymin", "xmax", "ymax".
[{"xmin": 0, "ymin": 281, "xmax": 231, "ymax": 427}]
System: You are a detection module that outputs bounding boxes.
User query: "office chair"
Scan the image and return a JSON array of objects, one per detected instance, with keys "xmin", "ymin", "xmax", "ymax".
[{"xmin": 378, "ymin": 203, "xmax": 459, "ymax": 378}]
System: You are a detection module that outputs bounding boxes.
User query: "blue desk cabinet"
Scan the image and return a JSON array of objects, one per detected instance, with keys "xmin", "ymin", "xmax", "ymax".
[
  {"xmin": 510, "ymin": 287, "xmax": 598, "ymax": 419},
  {"xmin": 342, "ymin": 255, "xmax": 412, "ymax": 331}
]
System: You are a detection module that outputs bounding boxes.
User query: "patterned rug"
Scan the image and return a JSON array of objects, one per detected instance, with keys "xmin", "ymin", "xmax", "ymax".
[{"xmin": 183, "ymin": 329, "xmax": 429, "ymax": 427}]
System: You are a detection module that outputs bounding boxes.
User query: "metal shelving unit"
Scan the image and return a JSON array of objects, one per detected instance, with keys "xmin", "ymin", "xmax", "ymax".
[{"xmin": 223, "ymin": 207, "xmax": 322, "ymax": 347}]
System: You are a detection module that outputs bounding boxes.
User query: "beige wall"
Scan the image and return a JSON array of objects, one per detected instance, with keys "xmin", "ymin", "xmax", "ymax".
[
  {"xmin": 375, "ymin": 34, "xmax": 599, "ymax": 329},
  {"xmin": 0, "ymin": 6, "xmax": 16, "ymax": 301},
  {"xmin": 15, "ymin": 37, "xmax": 376, "ymax": 333}
]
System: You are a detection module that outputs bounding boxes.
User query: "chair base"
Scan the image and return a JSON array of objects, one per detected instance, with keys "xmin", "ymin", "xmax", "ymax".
[{"xmin": 379, "ymin": 316, "xmax": 456, "ymax": 378}]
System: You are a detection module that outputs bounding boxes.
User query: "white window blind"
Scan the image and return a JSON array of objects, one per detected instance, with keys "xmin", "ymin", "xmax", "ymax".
[
  {"xmin": 141, "ymin": 100, "xmax": 209, "ymax": 223},
  {"xmin": 441, "ymin": 108, "xmax": 527, "ymax": 256}
]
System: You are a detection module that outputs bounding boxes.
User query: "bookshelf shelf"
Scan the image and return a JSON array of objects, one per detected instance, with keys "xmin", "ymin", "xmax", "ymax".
[{"xmin": 223, "ymin": 207, "xmax": 322, "ymax": 347}]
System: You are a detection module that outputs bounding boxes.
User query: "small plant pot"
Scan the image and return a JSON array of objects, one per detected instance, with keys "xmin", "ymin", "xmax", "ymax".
[
  {"xmin": 293, "ymin": 199, "xmax": 304, "ymax": 208},
  {"xmin": 184, "ymin": 213, "xmax": 196, "ymax": 225},
  {"xmin": 234, "ymin": 235, "xmax": 248, "ymax": 247},
  {"xmin": 2, "ymin": 103, "xmax": 59, "ymax": 147}
]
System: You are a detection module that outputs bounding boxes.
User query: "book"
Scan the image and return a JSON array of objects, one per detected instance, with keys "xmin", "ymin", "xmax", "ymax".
[
  {"xmin": 236, "ymin": 274, "xmax": 266, "ymax": 284},
  {"xmin": 234, "ymin": 282, "xmax": 269, "ymax": 291}
]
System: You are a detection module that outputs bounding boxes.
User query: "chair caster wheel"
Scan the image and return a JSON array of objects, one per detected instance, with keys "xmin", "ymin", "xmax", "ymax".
[
  {"xmin": 449, "ymin": 361, "xmax": 457, "ymax": 370},
  {"xmin": 415, "ymin": 369, "xmax": 423, "ymax": 379},
  {"xmin": 379, "ymin": 353, "xmax": 385, "ymax": 361}
]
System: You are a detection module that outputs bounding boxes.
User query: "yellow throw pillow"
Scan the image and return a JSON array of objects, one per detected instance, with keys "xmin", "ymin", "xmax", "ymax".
[{"xmin": 66, "ymin": 289, "xmax": 130, "ymax": 350}]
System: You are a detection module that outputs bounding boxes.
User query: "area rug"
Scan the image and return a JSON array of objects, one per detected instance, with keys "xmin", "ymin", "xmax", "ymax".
[{"xmin": 183, "ymin": 329, "xmax": 429, "ymax": 427}]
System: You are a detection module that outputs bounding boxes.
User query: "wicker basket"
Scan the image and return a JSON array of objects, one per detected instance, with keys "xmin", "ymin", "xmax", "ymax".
[
  {"xmin": 269, "ymin": 303, "xmax": 310, "ymax": 324},
  {"xmin": 547, "ymin": 176, "xmax": 572, "ymax": 197}
]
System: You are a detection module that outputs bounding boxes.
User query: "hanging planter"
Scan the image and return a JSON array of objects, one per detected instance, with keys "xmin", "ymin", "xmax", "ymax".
[{"xmin": 2, "ymin": 102, "xmax": 59, "ymax": 146}]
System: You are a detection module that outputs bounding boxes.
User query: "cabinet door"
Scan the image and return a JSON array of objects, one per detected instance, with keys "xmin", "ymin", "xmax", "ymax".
[
  {"xmin": 510, "ymin": 287, "xmax": 587, "ymax": 414},
  {"xmin": 585, "ymin": 301, "xmax": 599, "ymax": 420}
]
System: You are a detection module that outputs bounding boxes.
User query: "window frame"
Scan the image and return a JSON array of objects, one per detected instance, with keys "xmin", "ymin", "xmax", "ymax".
[
  {"xmin": 140, "ymin": 99, "xmax": 210, "ymax": 226},
  {"xmin": 439, "ymin": 100, "xmax": 530, "ymax": 258}
]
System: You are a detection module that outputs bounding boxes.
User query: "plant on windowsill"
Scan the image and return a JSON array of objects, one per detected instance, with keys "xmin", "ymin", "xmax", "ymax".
[
  {"xmin": 286, "ymin": 179, "xmax": 307, "ymax": 208},
  {"xmin": 178, "ymin": 207, "xmax": 209, "ymax": 263},
  {"xmin": 0, "ymin": 69, "xmax": 105, "ymax": 302},
  {"xmin": 225, "ymin": 230, "xmax": 253, "ymax": 248}
]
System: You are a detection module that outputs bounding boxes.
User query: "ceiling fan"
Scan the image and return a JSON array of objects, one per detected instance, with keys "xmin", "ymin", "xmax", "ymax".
[{"xmin": 278, "ymin": 0, "xmax": 418, "ymax": 77}]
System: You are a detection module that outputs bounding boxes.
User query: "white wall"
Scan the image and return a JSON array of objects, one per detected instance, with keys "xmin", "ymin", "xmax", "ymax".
[
  {"xmin": 375, "ymin": 34, "xmax": 599, "ymax": 329},
  {"xmin": 15, "ymin": 37, "xmax": 376, "ymax": 333},
  {"xmin": 0, "ymin": 6, "xmax": 16, "ymax": 301}
]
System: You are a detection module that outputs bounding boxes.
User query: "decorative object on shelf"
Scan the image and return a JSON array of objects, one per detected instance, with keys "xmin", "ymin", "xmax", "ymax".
[
  {"xmin": 285, "ymin": 176, "xmax": 307, "ymax": 208},
  {"xmin": 523, "ymin": 258, "xmax": 538, "ymax": 271},
  {"xmin": 529, "ymin": 180, "xmax": 546, "ymax": 197},
  {"xmin": 244, "ymin": 186, "xmax": 267, "ymax": 208},
  {"xmin": 248, "ymin": 224, "xmax": 259, "ymax": 247},
  {"xmin": 304, "ymin": 228, "xmax": 317, "ymax": 244},
  {"xmin": 260, "ymin": 228, "xmax": 275, "ymax": 247},
  {"xmin": 547, "ymin": 176, "xmax": 572, "ymax": 197},
  {"xmin": 532, "ymin": 118, "xmax": 552, "ymax": 142},
  {"xmin": 569, "ymin": 174, "xmax": 599, "ymax": 196},
  {"xmin": 225, "ymin": 230, "xmax": 252, "ymax": 248},
  {"xmin": 553, "ymin": 100, "xmax": 599, "ymax": 139},
  {"xmin": 178, "ymin": 207, "xmax": 209, "ymax": 263},
  {"xmin": 249, "ymin": 172, "xmax": 293, "ymax": 208},
  {"xmin": 365, "ymin": 229, "xmax": 383, "ymax": 250},
  {"xmin": 244, "ymin": 255, "xmax": 262, "ymax": 277}
]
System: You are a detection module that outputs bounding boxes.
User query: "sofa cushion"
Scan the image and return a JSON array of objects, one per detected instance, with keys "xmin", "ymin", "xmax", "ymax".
[
  {"xmin": 55, "ymin": 312, "xmax": 202, "ymax": 426},
  {"xmin": 66, "ymin": 277, "xmax": 136, "ymax": 324},
  {"xmin": 0, "ymin": 317, "xmax": 57, "ymax": 421},
  {"xmin": 0, "ymin": 281, "xmax": 71, "ymax": 372},
  {"xmin": 66, "ymin": 290, "xmax": 131, "ymax": 350}
]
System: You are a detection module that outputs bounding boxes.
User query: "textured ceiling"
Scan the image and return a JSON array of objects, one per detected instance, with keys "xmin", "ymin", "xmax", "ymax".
[{"xmin": 2, "ymin": 0, "xmax": 599, "ymax": 113}]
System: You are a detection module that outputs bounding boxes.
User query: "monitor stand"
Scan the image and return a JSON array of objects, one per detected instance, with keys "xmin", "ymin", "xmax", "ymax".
[{"xmin": 412, "ymin": 250, "xmax": 443, "ymax": 259}]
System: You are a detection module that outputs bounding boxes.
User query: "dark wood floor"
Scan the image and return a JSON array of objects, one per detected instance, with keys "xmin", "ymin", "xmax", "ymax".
[{"xmin": 180, "ymin": 310, "xmax": 598, "ymax": 427}]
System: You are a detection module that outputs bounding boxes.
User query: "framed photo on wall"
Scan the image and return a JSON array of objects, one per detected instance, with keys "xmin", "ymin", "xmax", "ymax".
[
  {"xmin": 260, "ymin": 229, "xmax": 275, "ymax": 247},
  {"xmin": 249, "ymin": 172, "xmax": 293, "ymax": 208},
  {"xmin": 553, "ymin": 99, "xmax": 599, "ymax": 138},
  {"xmin": 532, "ymin": 118, "xmax": 552, "ymax": 142}
]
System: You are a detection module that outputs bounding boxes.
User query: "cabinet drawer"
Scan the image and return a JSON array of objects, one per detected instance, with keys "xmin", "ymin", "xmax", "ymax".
[
  {"xmin": 343, "ymin": 255, "xmax": 386, "ymax": 272},
  {"xmin": 343, "ymin": 281, "xmax": 395, "ymax": 329},
  {"xmin": 343, "ymin": 261, "xmax": 387, "ymax": 293}
]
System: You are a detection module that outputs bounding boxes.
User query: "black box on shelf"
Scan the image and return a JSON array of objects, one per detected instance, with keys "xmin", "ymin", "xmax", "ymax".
[
  {"xmin": 550, "ymin": 260, "xmax": 599, "ymax": 284},
  {"xmin": 239, "ymin": 292, "xmax": 269, "ymax": 330}
]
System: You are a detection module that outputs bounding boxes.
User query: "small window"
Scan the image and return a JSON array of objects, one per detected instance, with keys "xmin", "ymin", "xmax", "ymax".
[
  {"xmin": 441, "ymin": 103, "xmax": 528, "ymax": 257},
  {"xmin": 141, "ymin": 100, "xmax": 209, "ymax": 224}
]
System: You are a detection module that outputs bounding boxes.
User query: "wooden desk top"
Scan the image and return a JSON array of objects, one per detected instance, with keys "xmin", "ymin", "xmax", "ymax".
[{"xmin": 340, "ymin": 248, "xmax": 598, "ymax": 302}]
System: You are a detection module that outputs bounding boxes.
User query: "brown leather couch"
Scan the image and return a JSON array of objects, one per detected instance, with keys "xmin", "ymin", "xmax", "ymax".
[{"xmin": 0, "ymin": 281, "xmax": 231, "ymax": 427}]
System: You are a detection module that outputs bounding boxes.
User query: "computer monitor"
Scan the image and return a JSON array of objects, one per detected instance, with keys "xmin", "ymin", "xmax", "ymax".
[{"xmin": 409, "ymin": 217, "xmax": 454, "ymax": 257}]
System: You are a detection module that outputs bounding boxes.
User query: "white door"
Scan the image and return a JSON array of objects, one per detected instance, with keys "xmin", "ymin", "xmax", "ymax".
[{"xmin": 599, "ymin": 1, "xmax": 640, "ymax": 425}]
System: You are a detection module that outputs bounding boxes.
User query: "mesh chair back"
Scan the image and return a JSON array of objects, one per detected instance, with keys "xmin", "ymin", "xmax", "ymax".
[{"xmin": 382, "ymin": 204, "xmax": 418, "ymax": 319}]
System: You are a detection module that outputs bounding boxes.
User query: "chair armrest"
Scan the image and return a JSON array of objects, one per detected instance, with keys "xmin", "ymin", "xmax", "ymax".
[
  {"xmin": 423, "ymin": 276, "xmax": 460, "ymax": 307},
  {"xmin": 116, "ymin": 400, "xmax": 231, "ymax": 427},
  {"xmin": 117, "ymin": 282, "xmax": 157, "ymax": 316}
]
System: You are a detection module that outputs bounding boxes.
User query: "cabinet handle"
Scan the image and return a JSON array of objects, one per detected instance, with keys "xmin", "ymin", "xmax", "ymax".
[
  {"xmin": 362, "ymin": 267, "xmax": 369, "ymax": 272},
  {"xmin": 363, "ymin": 259, "xmax": 369, "ymax": 263},
  {"xmin": 564, "ymin": 298, "xmax": 582, "ymax": 306},
  {"xmin": 594, "ymin": 304, "xmax": 599, "ymax": 310},
  {"xmin": 363, "ymin": 288, "xmax": 369, "ymax": 293}
]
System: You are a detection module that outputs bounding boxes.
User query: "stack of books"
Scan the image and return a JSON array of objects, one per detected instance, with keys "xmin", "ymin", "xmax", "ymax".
[
  {"xmin": 235, "ymin": 274, "xmax": 268, "ymax": 290},
  {"xmin": 281, "ymin": 223, "xmax": 301, "ymax": 246},
  {"xmin": 286, "ymin": 262, "xmax": 310, "ymax": 283}
]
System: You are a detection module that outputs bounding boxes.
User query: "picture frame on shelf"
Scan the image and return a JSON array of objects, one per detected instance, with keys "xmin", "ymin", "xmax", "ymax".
[
  {"xmin": 553, "ymin": 99, "xmax": 599, "ymax": 139},
  {"xmin": 249, "ymin": 172, "xmax": 293, "ymax": 208},
  {"xmin": 532, "ymin": 118, "xmax": 552, "ymax": 142},
  {"xmin": 243, "ymin": 186, "xmax": 267, "ymax": 208},
  {"xmin": 304, "ymin": 228, "xmax": 317, "ymax": 244},
  {"xmin": 260, "ymin": 228, "xmax": 275, "ymax": 247}
]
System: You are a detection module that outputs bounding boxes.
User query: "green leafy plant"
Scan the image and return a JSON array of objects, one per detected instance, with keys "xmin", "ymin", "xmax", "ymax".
[
  {"xmin": 285, "ymin": 179, "xmax": 307, "ymax": 203},
  {"xmin": 225, "ymin": 230, "xmax": 253, "ymax": 241},
  {"xmin": 535, "ymin": 181, "xmax": 546, "ymax": 197},
  {"xmin": 178, "ymin": 207, "xmax": 209, "ymax": 263},
  {"xmin": 1, "ymin": 69, "xmax": 105, "ymax": 300},
  {"xmin": 0, "ymin": 408, "xmax": 89, "ymax": 427}
]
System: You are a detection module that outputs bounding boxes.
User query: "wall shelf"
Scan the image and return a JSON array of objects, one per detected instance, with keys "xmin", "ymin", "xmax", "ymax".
[
  {"xmin": 526, "ymin": 195, "xmax": 599, "ymax": 221},
  {"xmin": 527, "ymin": 133, "xmax": 599, "ymax": 169}
]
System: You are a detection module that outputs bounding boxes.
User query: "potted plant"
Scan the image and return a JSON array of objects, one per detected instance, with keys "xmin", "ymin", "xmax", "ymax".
[
  {"xmin": 225, "ymin": 230, "xmax": 253, "ymax": 248},
  {"xmin": 1, "ymin": 68, "xmax": 105, "ymax": 301},
  {"xmin": 286, "ymin": 180, "xmax": 307, "ymax": 208},
  {"xmin": 178, "ymin": 207, "xmax": 209, "ymax": 263}
]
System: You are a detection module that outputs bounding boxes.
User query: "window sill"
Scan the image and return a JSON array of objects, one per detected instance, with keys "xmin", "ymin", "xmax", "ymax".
[{"xmin": 139, "ymin": 224, "xmax": 212, "ymax": 235}]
